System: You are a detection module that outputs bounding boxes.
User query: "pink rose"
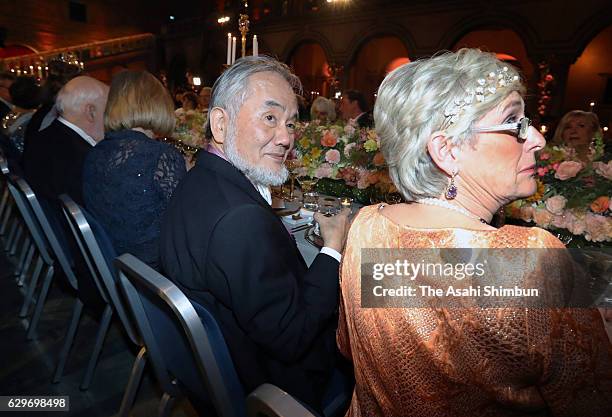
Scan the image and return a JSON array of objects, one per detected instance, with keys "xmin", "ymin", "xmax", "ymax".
[
  {"xmin": 584, "ymin": 213, "xmax": 612, "ymax": 242},
  {"xmin": 593, "ymin": 161, "xmax": 612, "ymax": 180},
  {"xmin": 552, "ymin": 214, "xmax": 567, "ymax": 229},
  {"xmin": 564, "ymin": 211, "xmax": 585, "ymax": 236},
  {"xmin": 343, "ymin": 142, "xmax": 356, "ymax": 158},
  {"xmin": 545, "ymin": 195, "xmax": 567, "ymax": 215},
  {"xmin": 324, "ymin": 149, "xmax": 341, "ymax": 164},
  {"xmin": 537, "ymin": 167, "xmax": 549, "ymax": 177},
  {"xmin": 551, "ymin": 162, "xmax": 560, "ymax": 171},
  {"xmin": 533, "ymin": 208, "xmax": 553, "ymax": 227},
  {"xmin": 315, "ymin": 163, "xmax": 333, "ymax": 178},
  {"xmin": 344, "ymin": 124, "xmax": 356, "ymax": 136},
  {"xmin": 357, "ymin": 170, "xmax": 378, "ymax": 189},
  {"xmin": 554, "ymin": 161, "xmax": 582, "ymax": 180},
  {"xmin": 539, "ymin": 152, "xmax": 550, "ymax": 161}
]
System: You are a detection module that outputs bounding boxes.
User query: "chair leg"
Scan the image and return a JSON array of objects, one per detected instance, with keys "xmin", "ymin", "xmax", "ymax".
[
  {"xmin": 5, "ymin": 218, "xmax": 18, "ymax": 252},
  {"xmin": 9, "ymin": 223, "xmax": 23, "ymax": 256},
  {"xmin": 158, "ymin": 392, "xmax": 176, "ymax": 417},
  {"xmin": 117, "ymin": 347, "xmax": 147, "ymax": 417},
  {"xmin": 17, "ymin": 243, "xmax": 35, "ymax": 287},
  {"xmin": 14, "ymin": 237, "xmax": 32, "ymax": 278},
  {"xmin": 0, "ymin": 203, "xmax": 12, "ymax": 238},
  {"xmin": 80, "ymin": 305, "xmax": 113, "ymax": 390},
  {"xmin": 0, "ymin": 187, "xmax": 9, "ymax": 222},
  {"xmin": 19, "ymin": 255, "xmax": 43, "ymax": 318},
  {"xmin": 26, "ymin": 265, "xmax": 54, "ymax": 340},
  {"xmin": 52, "ymin": 298, "xmax": 84, "ymax": 383}
]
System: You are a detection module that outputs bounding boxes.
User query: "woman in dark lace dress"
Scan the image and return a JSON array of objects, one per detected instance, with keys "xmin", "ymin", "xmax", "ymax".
[{"xmin": 83, "ymin": 71, "xmax": 186, "ymax": 270}]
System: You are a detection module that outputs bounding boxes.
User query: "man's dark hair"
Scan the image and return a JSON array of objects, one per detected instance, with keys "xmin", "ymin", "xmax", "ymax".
[
  {"xmin": 344, "ymin": 89, "xmax": 368, "ymax": 112},
  {"xmin": 9, "ymin": 76, "xmax": 40, "ymax": 109}
]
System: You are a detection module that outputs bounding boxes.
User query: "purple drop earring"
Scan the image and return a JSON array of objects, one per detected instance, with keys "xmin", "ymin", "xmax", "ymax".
[{"xmin": 445, "ymin": 172, "xmax": 458, "ymax": 200}]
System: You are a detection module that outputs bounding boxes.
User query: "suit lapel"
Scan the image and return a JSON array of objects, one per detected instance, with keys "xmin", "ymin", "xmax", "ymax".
[{"xmin": 198, "ymin": 152, "xmax": 308, "ymax": 269}]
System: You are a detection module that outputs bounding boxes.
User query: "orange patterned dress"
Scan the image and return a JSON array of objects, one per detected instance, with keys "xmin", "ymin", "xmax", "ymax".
[{"xmin": 338, "ymin": 205, "xmax": 612, "ymax": 417}]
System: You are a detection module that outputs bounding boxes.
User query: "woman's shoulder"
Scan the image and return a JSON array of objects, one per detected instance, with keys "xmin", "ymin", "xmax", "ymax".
[{"xmin": 495, "ymin": 224, "xmax": 566, "ymax": 249}]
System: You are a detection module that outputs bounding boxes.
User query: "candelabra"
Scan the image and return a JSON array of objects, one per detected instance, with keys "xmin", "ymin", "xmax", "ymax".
[{"xmin": 239, "ymin": 14, "xmax": 249, "ymax": 58}]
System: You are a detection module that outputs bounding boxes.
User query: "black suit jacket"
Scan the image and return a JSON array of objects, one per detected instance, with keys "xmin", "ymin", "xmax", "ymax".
[
  {"xmin": 355, "ymin": 111, "xmax": 374, "ymax": 128},
  {"xmin": 161, "ymin": 152, "xmax": 339, "ymax": 411},
  {"xmin": 22, "ymin": 119, "xmax": 92, "ymax": 206}
]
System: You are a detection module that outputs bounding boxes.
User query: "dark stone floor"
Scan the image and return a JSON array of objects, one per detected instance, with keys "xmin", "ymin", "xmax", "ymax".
[{"xmin": 0, "ymin": 246, "xmax": 197, "ymax": 417}]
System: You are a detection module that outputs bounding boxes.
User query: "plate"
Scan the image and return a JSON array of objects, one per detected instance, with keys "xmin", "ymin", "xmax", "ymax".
[
  {"xmin": 273, "ymin": 200, "xmax": 301, "ymax": 217},
  {"xmin": 304, "ymin": 226, "xmax": 324, "ymax": 249}
]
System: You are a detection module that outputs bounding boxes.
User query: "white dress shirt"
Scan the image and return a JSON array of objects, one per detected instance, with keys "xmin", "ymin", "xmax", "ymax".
[
  {"xmin": 253, "ymin": 184, "xmax": 342, "ymax": 263},
  {"xmin": 57, "ymin": 117, "xmax": 97, "ymax": 147}
]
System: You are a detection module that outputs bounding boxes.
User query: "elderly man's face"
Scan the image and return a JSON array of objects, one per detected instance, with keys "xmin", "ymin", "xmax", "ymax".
[{"xmin": 226, "ymin": 72, "xmax": 297, "ymax": 185}]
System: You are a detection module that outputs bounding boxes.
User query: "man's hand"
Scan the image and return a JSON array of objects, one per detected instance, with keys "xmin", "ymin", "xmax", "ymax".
[{"xmin": 315, "ymin": 208, "xmax": 351, "ymax": 253}]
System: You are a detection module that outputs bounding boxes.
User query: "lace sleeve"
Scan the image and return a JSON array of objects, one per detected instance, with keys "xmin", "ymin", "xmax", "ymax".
[{"xmin": 154, "ymin": 146, "xmax": 187, "ymax": 201}]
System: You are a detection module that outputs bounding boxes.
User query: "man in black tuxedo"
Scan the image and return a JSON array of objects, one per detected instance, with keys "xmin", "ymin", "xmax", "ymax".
[
  {"xmin": 23, "ymin": 76, "xmax": 108, "ymax": 206},
  {"xmin": 161, "ymin": 56, "xmax": 350, "ymax": 412},
  {"xmin": 340, "ymin": 89, "xmax": 373, "ymax": 128},
  {"xmin": 0, "ymin": 72, "xmax": 15, "ymax": 120}
]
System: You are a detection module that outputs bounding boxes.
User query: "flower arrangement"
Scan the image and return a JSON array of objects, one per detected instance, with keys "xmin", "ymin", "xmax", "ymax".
[
  {"xmin": 506, "ymin": 134, "xmax": 611, "ymax": 245},
  {"xmin": 293, "ymin": 120, "xmax": 397, "ymax": 200},
  {"xmin": 173, "ymin": 109, "xmax": 207, "ymax": 149}
]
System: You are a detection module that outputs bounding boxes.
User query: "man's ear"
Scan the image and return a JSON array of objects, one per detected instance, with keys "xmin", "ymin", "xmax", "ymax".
[
  {"xmin": 85, "ymin": 104, "xmax": 96, "ymax": 123},
  {"xmin": 209, "ymin": 107, "xmax": 228, "ymax": 145},
  {"xmin": 426, "ymin": 131, "xmax": 459, "ymax": 176}
]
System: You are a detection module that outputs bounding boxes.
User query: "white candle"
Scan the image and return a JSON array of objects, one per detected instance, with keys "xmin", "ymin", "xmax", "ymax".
[
  {"xmin": 226, "ymin": 33, "xmax": 232, "ymax": 65},
  {"xmin": 231, "ymin": 36, "xmax": 237, "ymax": 64},
  {"xmin": 253, "ymin": 35, "xmax": 258, "ymax": 57}
]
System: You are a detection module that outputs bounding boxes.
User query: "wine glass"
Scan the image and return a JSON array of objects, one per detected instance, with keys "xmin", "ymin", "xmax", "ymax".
[
  {"xmin": 284, "ymin": 158, "xmax": 302, "ymax": 201},
  {"xmin": 298, "ymin": 176, "xmax": 319, "ymax": 211}
]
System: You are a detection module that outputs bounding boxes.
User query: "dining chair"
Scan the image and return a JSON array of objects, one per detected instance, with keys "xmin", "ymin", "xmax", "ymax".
[
  {"xmin": 58, "ymin": 194, "xmax": 145, "ymax": 411},
  {"xmin": 115, "ymin": 253, "xmax": 317, "ymax": 417}
]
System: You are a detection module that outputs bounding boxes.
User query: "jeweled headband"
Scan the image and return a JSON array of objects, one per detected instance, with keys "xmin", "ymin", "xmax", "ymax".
[{"xmin": 443, "ymin": 66, "xmax": 520, "ymax": 124}]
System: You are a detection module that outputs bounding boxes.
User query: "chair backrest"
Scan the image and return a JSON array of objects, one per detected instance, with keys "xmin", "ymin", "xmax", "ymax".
[
  {"xmin": 59, "ymin": 194, "xmax": 140, "ymax": 346},
  {"xmin": 115, "ymin": 253, "xmax": 246, "ymax": 417},
  {"xmin": 12, "ymin": 176, "xmax": 78, "ymax": 290},
  {"xmin": 6, "ymin": 174, "xmax": 55, "ymax": 265}
]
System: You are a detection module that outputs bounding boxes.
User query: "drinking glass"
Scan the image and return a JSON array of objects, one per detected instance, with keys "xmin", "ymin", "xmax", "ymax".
[
  {"xmin": 284, "ymin": 159, "xmax": 302, "ymax": 201},
  {"xmin": 298, "ymin": 176, "xmax": 319, "ymax": 211}
]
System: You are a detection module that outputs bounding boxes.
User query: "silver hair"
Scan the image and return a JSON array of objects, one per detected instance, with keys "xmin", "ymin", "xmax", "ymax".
[
  {"xmin": 205, "ymin": 55, "xmax": 302, "ymax": 138},
  {"xmin": 56, "ymin": 79, "xmax": 106, "ymax": 116},
  {"xmin": 374, "ymin": 48, "xmax": 525, "ymax": 201},
  {"xmin": 310, "ymin": 96, "xmax": 336, "ymax": 121}
]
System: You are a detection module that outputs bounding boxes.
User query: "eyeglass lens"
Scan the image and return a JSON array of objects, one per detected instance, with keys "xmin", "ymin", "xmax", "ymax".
[{"xmin": 518, "ymin": 118, "xmax": 531, "ymax": 140}]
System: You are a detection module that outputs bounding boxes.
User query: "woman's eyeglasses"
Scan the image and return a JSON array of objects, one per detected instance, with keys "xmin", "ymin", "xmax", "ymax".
[{"xmin": 473, "ymin": 117, "xmax": 532, "ymax": 142}]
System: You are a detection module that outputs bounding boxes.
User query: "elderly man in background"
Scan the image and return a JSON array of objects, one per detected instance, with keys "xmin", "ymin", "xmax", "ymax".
[
  {"xmin": 161, "ymin": 56, "xmax": 350, "ymax": 412},
  {"xmin": 23, "ymin": 75, "xmax": 108, "ymax": 205}
]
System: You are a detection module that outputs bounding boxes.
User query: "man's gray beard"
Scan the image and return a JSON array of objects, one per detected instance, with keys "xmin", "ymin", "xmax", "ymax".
[{"xmin": 224, "ymin": 128, "xmax": 289, "ymax": 187}]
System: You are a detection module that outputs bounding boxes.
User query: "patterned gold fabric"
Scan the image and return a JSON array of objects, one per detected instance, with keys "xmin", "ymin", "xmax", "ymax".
[{"xmin": 338, "ymin": 205, "xmax": 612, "ymax": 417}]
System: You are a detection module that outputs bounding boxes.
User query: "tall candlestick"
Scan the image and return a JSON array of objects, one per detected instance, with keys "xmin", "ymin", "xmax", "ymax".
[
  {"xmin": 253, "ymin": 35, "xmax": 258, "ymax": 57},
  {"xmin": 231, "ymin": 37, "xmax": 237, "ymax": 64},
  {"xmin": 226, "ymin": 33, "xmax": 232, "ymax": 65}
]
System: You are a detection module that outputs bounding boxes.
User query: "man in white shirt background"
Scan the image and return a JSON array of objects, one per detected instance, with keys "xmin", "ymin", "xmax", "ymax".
[{"xmin": 23, "ymin": 76, "xmax": 108, "ymax": 205}]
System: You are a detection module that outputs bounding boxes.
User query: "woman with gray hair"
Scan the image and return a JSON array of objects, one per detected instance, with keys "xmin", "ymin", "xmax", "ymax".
[
  {"xmin": 337, "ymin": 49, "xmax": 611, "ymax": 416},
  {"xmin": 310, "ymin": 96, "xmax": 336, "ymax": 122}
]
